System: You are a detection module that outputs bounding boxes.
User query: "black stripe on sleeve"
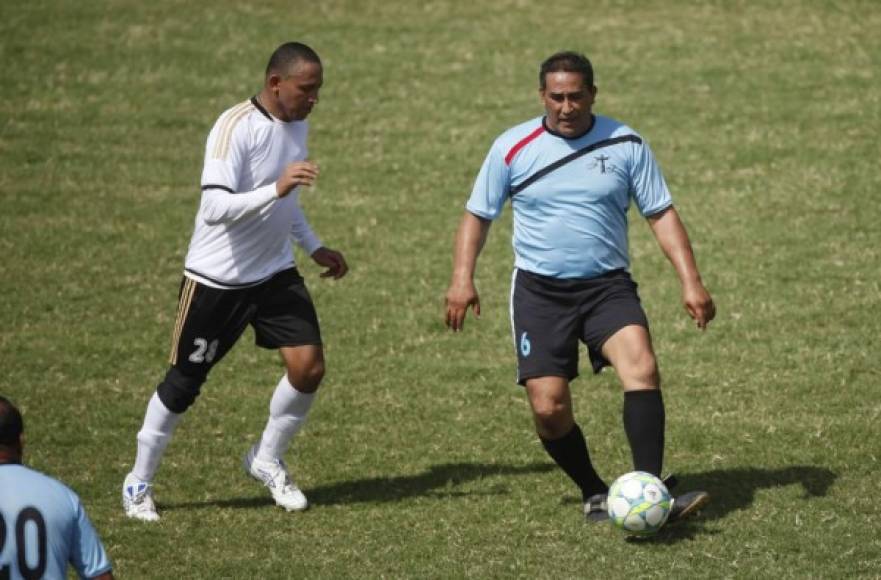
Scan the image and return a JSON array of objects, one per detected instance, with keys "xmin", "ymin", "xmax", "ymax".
[
  {"xmin": 201, "ymin": 184, "xmax": 235, "ymax": 193},
  {"xmin": 510, "ymin": 135, "xmax": 643, "ymax": 196}
]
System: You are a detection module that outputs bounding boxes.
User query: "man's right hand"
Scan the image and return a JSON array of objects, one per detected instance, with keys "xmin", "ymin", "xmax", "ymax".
[
  {"xmin": 445, "ymin": 279, "xmax": 481, "ymax": 332},
  {"xmin": 276, "ymin": 161, "xmax": 320, "ymax": 198}
]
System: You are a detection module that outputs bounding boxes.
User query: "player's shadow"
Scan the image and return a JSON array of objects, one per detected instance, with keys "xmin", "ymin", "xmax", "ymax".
[
  {"xmin": 630, "ymin": 464, "xmax": 837, "ymax": 543},
  {"xmin": 163, "ymin": 461, "xmax": 554, "ymax": 511},
  {"xmin": 309, "ymin": 462, "xmax": 555, "ymax": 506}
]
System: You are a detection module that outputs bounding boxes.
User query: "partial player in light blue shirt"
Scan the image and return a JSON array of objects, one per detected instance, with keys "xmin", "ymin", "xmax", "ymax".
[
  {"xmin": 0, "ymin": 397, "xmax": 113, "ymax": 580},
  {"xmin": 466, "ymin": 114, "xmax": 672, "ymax": 279}
]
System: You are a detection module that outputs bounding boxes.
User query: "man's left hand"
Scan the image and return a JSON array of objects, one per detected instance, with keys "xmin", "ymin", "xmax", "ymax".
[
  {"xmin": 311, "ymin": 247, "xmax": 348, "ymax": 279},
  {"xmin": 683, "ymin": 282, "xmax": 715, "ymax": 330}
]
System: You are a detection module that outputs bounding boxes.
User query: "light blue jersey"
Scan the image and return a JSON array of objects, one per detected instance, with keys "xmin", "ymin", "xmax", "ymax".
[
  {"xmin": 0, "ymin": 464, "xmax": 112, "ymax": 579},
  {"xmin": 466, "ymin": 115, "xmax": 672, "ymax": 279}
]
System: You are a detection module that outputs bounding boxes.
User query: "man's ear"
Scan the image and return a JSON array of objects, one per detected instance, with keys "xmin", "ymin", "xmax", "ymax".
[{"xmin": 267, "ymin": 73, "xmax": 283, "ymax": 93}]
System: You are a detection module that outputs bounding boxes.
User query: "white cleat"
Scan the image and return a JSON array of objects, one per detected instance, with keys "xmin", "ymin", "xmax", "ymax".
[
  {"xmin": 122, "ymin": 472, "xmax": 160, "ymax": 522},
  {"xmin": 243, "ymin": 444, "xmax": 308, "ymax": 512}
]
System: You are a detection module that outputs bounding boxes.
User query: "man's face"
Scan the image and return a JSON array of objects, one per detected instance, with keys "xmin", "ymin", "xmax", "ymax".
[
  {"xmin": 540, "ymin": 71, "xmax": 596, "ymax": 138},
  {"xmin": 273, "ymin": 60, "xmax": 323, "ymax": 122}
]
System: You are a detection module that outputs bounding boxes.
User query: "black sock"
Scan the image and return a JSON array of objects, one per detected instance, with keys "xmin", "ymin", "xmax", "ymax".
[
  {"xmin": 623, "ymin": 389, "xmax": 665, "ymax": 477},
  {"xmin": 540, "ymin": 423, "xmax": 608, "ymax": 501}
]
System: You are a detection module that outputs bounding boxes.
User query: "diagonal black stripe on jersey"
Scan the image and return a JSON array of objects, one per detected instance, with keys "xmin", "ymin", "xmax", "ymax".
[
  {"xmin": 201, "ymin": 184, "xmax": 235, "ymax": 193},
  {"xmin": 509, "ymin": 135, "xmax": 642, "ymax": 196}
]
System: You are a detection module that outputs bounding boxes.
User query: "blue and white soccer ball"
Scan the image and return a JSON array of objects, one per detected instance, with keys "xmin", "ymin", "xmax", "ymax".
[{"xmin": 607, "ymin": 471, "xmax": 672, "ymax": 536}]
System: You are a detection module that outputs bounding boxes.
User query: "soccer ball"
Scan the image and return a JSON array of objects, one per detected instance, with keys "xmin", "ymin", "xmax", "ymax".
[{"xmin": 607, "ymin": 471, "xmax": 672, "ymax": 536}]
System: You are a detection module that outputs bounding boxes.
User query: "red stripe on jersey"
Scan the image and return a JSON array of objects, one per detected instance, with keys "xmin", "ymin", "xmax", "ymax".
[{"xmin": 504, "ymin": 125, "xmax": 545, "ymax": 165}]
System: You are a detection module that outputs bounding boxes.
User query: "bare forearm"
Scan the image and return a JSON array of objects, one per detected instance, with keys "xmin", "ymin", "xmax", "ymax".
[
  {"xmin": 648, "ymin": 206, "xmax": 716, "ymax": 328},
  {"xmin": 445, "ymin": 211, "xmax": 491, "ymax": 331},
  {"xmin": 451, "ymin": 211, "xmax": 491, "ymax": 283},
  {"xmin": 648, "ymin": 207, "xmax": 702, "ymax": 285}
]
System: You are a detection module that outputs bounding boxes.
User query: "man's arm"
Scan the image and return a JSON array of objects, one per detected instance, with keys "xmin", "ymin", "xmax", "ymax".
[
  {"xmin": 200, "ymin": 185, "xmax": 278, "ymax": 225},
  {"xmin": 289, "ymin": 189, "xmax": 323, "ymax": 255},
  {"xmin": 200, "ymin": 106, "xmax": 319, "ymax": 225},
  {"xmin": 202, "ymin": 161, "xmax": 319, "ymax": 225},
  {"xmin": 70, "ymin": 500, "xmax": 115, "ymax": 580},
  {"xmin": 445, "ymin": 211, "xmax": 492, "ymax": 331},
  {"xmin": 646, "ymin": 206, "xmax": 716, "ymax": 329}
]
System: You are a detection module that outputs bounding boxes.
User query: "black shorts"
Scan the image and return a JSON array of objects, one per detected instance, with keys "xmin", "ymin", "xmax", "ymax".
[
  {"xmin": 510, "ymin": 268, "xmax": 649, "ymax": 385},
  {"xmin": 167, "ymin": 268, "xmax": 322, "ymax": 378}
]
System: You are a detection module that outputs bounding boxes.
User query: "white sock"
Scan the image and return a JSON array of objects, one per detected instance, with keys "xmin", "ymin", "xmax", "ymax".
[
  {"xmin": 132, "ymin": 392, "xmax": 183, "ymax": 482},
  {"xmin": 256, "ymin": 375, "xmax": 315, "ymax": 463}
]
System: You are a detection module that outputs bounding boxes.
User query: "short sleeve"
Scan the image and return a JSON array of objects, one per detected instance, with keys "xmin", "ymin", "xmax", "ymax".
[
  {"xmin": 69, "ymin": 494, "xmax": 113, "ymax": 579},
  {"xmin": 465, "ymin": 141, "xmax": 510, "ymax": 220},
  {"xmin": 629, "ymin": 139, "xmax": 673, "ymax": 217}
]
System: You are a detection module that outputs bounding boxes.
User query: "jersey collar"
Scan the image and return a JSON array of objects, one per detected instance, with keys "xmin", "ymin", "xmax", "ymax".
[
  {"xmin": 250, "ymin": 95, "xmax": 273, "ymax": 121},
  {"xmin": 542, "ymin": 114, "xmax": 595, "ymax": 140}
]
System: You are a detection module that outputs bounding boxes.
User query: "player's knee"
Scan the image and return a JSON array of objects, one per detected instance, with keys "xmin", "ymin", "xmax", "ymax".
[
  {"xmin": 637, "ymin": 355, "xmax": 661, "ymax": 387},
  {"xmin": 621, "ymin": 350, "xmax": 660, "ymax": 389},
  {"xmin": 156, "ymin": 367, "xmax": 205, "ymax": 413},
  {"xmin": 288, "ymin": 359, "xmax": 325, "ymax": 393},
  {"xmin": 531, "ymin": 401, "xmax": 572, "ymax": 438}
]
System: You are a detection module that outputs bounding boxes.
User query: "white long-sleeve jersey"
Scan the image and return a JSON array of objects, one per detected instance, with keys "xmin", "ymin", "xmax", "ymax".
[{"xmin": 183, "ymin": 97, "xmax": 322, "ymax": 289}]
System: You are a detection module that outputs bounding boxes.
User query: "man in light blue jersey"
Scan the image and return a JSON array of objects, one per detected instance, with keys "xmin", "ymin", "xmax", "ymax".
[
  {"xmin": 0, "ymin": 396, "xmax": 114, "ymax": 579},
  {"xmin": 445, "ymin": 51, "xmax": 716, "ymax": 524}
]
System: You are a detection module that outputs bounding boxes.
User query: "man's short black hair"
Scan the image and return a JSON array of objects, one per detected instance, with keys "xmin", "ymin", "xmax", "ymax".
[
  {"xmin": 0, "ymin": 395, "xmax": 23, "ymax": 447},
  {"xmin": 265, "ymin": 42, "xmax": 321, "ymax": 78},
  {"xmin": 540, "ymin": 51, "xmax": 594, "ymax": 89}
]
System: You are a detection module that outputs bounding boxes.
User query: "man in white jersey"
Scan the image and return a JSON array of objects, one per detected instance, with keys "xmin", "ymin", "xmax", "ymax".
[
  {"xmin": 445, "ymin": 52, "xmax": 716, "ymax": 524},
  {"xmin": 0, "ymin": 396, "xmax": 114, "ymax": 579},
  {"xmin": 122, "ymin": 42, "xmax": 348, "ymax": 521}
]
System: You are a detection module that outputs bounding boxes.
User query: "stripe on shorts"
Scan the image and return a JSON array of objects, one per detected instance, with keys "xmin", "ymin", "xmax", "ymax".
[
  {"xmin": 168, "ymin": 278, "xmax": 197, "ymax": 365},
  {"xmin": 509, "ymin": 267, "xmax": 519, "ymax": 384}
]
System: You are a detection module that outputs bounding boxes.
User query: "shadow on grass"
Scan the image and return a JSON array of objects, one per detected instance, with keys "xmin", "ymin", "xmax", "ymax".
[
  {"xmin": 629, "ymin": 464, "xmax": 838, "ymax": 544},
  {"xmin": 162, "ymin": 461, "xmax": 554, "ymax": 512}
]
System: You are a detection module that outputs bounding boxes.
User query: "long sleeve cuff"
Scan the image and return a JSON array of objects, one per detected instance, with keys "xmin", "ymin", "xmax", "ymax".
[{"xmin": 297, "ymin": 232, "xmax": 323, "ymax": 256}]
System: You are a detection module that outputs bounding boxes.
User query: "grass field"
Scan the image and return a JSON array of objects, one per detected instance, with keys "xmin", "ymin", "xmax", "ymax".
[{"xmin": 2, "ymin": 0, "xmax": 880, "ymax": 577}]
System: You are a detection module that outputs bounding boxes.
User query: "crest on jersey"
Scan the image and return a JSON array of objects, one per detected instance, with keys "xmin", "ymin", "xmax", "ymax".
[{"xmin": 586, "ymin": 154, "xmax": 617, "ymax": 174}]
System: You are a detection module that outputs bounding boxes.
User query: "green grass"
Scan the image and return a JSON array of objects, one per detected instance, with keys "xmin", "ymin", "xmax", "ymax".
[{"xmin": 2, "ymin": 0, "xmax": 880, "ymax": 577}]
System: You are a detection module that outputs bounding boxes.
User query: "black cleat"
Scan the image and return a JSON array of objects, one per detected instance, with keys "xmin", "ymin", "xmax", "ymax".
[
  {"xmin": 583, "ymin": 493, "xmax": 609, "ymax": 523},
  {"xmin": 668, "ymin": 490, "xmax": 710, "ymax": 523}
]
